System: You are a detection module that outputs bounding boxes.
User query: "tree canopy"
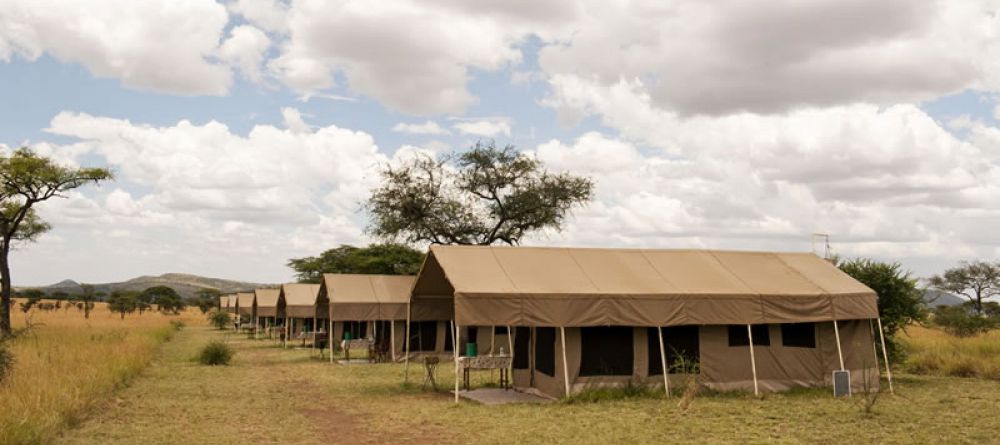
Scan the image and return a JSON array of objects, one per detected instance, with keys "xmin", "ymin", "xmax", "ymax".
[
  {"xmin": 366, "ymin": 141, "xmax": 593, "ymax": 245},
  {"xmin": 288, "ymin": 243, "xmax": 425, "ymax": 284},
  {"xmin": 107, "ymin": 290, "xmax": 139, "ymax": 320},
  {"xmin": 928, "ymin": 261, "xmax": 1000, "ymax": 315},
  {"xmin": 0, "ymin": 148, "xmax": 112, "ymax": 334},
  {"xmin": 839, "ymin": 258, "xmax": 925, "ymax": 359},
  {"xmin": 194, "ymin": 288, "xmax": 222, "ymax": 314},
  {"xmin": 141, "ymin": 286, "xmax": 185, "ymax": 315}
]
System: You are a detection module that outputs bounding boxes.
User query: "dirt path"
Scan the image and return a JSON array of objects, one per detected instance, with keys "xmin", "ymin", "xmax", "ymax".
[{"xmin": 55, "ymin": 326, "xmax": 396, "ymax": 445}]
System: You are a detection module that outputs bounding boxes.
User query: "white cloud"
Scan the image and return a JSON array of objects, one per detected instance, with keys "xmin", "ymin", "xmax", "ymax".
[
  {"xmin": 218, "ymin": 25, "xmax": 271, "ymax": 83},
  {"xmin": 280, "ymin": 107, "xmax": 311, "ymax": 133},
  {"xmin": 0, "ymin": 0, "xmax": 233, "ymax": 95},
  {"xmin": 452, "ymin": 118, "xmax": 512, "ymax": 137},
  {"xmin": 392, "ymin": 121, "xmax": 450, "ymax": 136},
  {"xmin": 227, "ymin": 0, "xmax": 289, "ymax": 33}
]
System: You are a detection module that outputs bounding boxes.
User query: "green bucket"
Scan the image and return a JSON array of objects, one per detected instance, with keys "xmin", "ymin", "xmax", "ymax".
[
  {"xmin": 466, "ymin": 342, "xmax": 477, "ymax": 357},
  {"xmin": 344, "ymin": 331, "xmax": 353, "ymax": 340}
]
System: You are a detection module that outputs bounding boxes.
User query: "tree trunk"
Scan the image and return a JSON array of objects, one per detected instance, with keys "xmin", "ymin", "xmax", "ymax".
[{"xmin": 0, "ymin": 237, "xmax": 11, "ymax": 335}]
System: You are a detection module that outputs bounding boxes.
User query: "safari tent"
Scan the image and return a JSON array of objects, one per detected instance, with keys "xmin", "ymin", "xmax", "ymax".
[
  {"xmin": 222, "ymin": 294, "xmax": 237, "ymax": 314},
  {"xmin": 409, "ymin": 245, "xmax": 893, "ymax": 400},
  {"xmin": 321, "ymin": 274, "xmax": 415, "ymax": 361},
  {"xmin": 277, "ymin": 283, "xmax": 325, "ymax": 346},
  {"xmin": 218, "ymin": 295, "xmax": 228, "ymax": 312},
  {"xmin": 254, "ymin": 288, "xmax": 281, "ymax": 338}
]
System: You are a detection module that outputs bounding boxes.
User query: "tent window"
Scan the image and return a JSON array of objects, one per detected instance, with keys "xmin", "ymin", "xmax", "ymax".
[
  {"xmin": 513, "ymin": 327, "xmax": 530, "ymax": 369},
  {"xmin": 343, "ymin": 321, "xmax": 367, "ymax": 340},
  {"xmin": 646, "ymin": 326, "xmax": 701, "ymax": 375},
  {"xmin": 728, "ymin": 324, "xmax": 770, "ymax": 347},
  {"xmin": 494, "ymin": 326, "xmax": 509, "ymax": 335},
  {"xmin": 780, "ymin": 323, "xmax": 816, "ymax": 348},
  {"xmin": 535, "ymin": 327, "xmax": 556, "ymax": 377},
  {"xmin": 410, "ymin": 321, "xmax": 437, "ymax": 352},
  {"xmin": 467, "ymin": 326, "xmax": 478, "ymax": 345},
  {"xmin": 579, "ymin": 326, "xmax": 634, "ymax": 376}
]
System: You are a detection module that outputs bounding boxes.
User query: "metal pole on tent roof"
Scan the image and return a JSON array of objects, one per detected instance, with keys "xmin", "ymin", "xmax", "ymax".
[
  {"xmin": 454, "ymin": 322, "xmax": 460, "ymax": 403},
  {"xmin": 833, "ymin": 320, "xmax": 845, "ymax": 371},
  {"xmin": 657, "ymin": 326, "xmax": 670, "ymax": 397},
  {"xmin": 876, "ymin": 318, "xmax": 894, "ymax": 394},
  {"xmin": 747, "ymin": 324, "xmax": 759, "ymax": 396},
  {"xmin": 560, "ymin": 327, "xmax": 570, "ymax": 398}
]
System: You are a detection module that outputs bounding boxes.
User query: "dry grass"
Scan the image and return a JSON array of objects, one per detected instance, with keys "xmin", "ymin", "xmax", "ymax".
[
  {"xmin": 900, "ymin": 325, "xmax": 1000, "ymax": 380},
  {"xmin": 54, "ymin": 326, "xmax": 1000, "ymax": 445},
  {"xmin": 0, "ymin": 301, "xmax": 201, "ymax": 445}
]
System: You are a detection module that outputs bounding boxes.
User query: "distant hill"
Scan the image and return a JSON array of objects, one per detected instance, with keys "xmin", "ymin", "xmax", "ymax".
[
  {"xmin": 922, "ymin": 289, "xmax": 965, "ymax": 308},
  {"xmin": 17, "ymin": 273, "xmax": 270, "ymax": 299}
]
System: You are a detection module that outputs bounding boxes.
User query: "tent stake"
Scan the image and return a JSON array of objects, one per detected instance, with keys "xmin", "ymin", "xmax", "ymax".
[
  {"xmin": 876, "ymin": 318, "xmax": 894, "ymax": 394},
  {"xmin": 454, "ymin": 322, "xmax": 460, "ymax": 403},
  {"xmin": 657, "ymin": 326, "xmax": 669, "ymax": 397},
  {"xmin": 833, "ymin": 320, "xmax": 845, "ymax": 371},
  {"xmin": 747, "ymin": 324, "xmax": 759, "ymax": 396},
  {"xmin": 560, "ymin": 327, "xmax": 570, "ymax": 398}
]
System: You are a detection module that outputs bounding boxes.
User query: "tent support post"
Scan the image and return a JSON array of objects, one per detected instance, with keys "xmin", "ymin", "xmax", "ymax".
[
  {"xmin": 877, "ymin": 318, "xmax": 894, "ymax": 394},
  {"xmin": 747, "ymin": 324, "xmax": 759, "ymax": 397},
  {"xmin": 657, "ymin": 326, "xmax": 669, "ymax": 397},
  {"xmin": 313, "ymin": 315, "xmax": 318, "ymax": 353},
  {"xmin": 450, "ymin": 320, "xmax": 456, "ymax": 361},
  {"xmin": 833, "ymin": 320, "xmax": 845, "ymax": 371},
  {"xmin": 507, "ymin": 325, "xmax": 514, "ymax": 387},
  {"xmin": 454, "ymin": 322, "xmax": 460, "ymax": 403},
  {"xmin": 403, "ymin": 303, "xmax": 411, "ymax": 384},
  {"xmin": 254, "ymin": 316, "xmax": 259, "ymax": 340},
  {"xmin": 560, "ymin": 327, "xmax": 570, "ymax": 398},
  {"xmin": 329, "ymin": 319, "xmax": 334, "ymax": 364},
  {"xmin": 391, "ymin": 320, "xmax": 396, "ymax": 362},
  {"xmin": 284, "ymin": 317, "xmax": 289, "ymax": 348}
]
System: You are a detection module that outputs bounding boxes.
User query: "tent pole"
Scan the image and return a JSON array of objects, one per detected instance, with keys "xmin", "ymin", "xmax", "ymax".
[
  {"xmin": 876, "ymin": 318, "xmax": 894, "ymax": 394},
  {"xmin": 454, "ymin": 322, "xmax": 461, "ymax": 403},
  {"xmin": 391, "ymin": 320, "xmax": 396, "ymax": 362},
  {"xmin": 450, "ymin": 320, "xmax": 456, "ymax": 361},
  {"xmin": 329, "ymin": 319, "xmax": 334, "ymax": 364},
  {"xmin": 490, "ymin": 326, "xmax": 496, "ymax": 355},
  {"xmin": 833, "ymin": 320, "xmax": 845, "ymax": 370},
  {"xmin": 404, "ymin": 302, "xmax": 411, "ymax": 384},
  {"xmin": 507, "ymin": 325, "xmax": 514, "ymax": 387},
  {"xmin": 313, "ymin": 315, "xmax": 318, "ymax": 352},
  {"xmin": 657, "ymin": 326, "xmax": 669, "ymax": 397},
  {"xmin": 284, "ymin": 317, "xmax": 289, "ymax": 348},
  {"xmin": 560, "ymin": 327, "xmax": 570, "ymax": 398},
  {"xmin": 747, "ymin": 324, "xmax": 759, "ymax": 397},
  {"xmin": 254, "ymin": 316, "xmax": 259, "ymax": 340},
  {"xmin": 868, "ymin": 319, "xmax": 881, "ymax": 379}
]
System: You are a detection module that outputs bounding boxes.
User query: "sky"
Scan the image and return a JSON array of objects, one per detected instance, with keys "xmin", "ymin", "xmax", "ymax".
[{"xmin": 3, "ymin": 0, "xmax": 1000, "ymax": 286}]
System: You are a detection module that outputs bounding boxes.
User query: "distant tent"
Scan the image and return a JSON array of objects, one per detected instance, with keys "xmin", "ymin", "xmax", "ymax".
[
  {"xmin": 322, "ymin": 274, "xmax": 420, "ymax": 361},
  {"xmin": 222, "ymin": 294, "xmax": 237, "ymax": 314},
  {"xmin": 218, "ymin": 295, "xmax": 228, "ymax": 311},
  {"xmin": 254, "ymin": 288, "xmax": 281, "ymax": 338},
  {"xmin": 236, "ymin": 292, "xmax": 255, "ymax": 318},
  {"xmin": 277, "ymin": 283, "xmax": 325, "ymax": 347},
  {"xmin": 410, "ymin": 245, "xmax": 889, "ymax": 399}
]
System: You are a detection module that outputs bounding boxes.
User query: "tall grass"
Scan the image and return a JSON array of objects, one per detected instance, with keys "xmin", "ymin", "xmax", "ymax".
[
  {"xmin": 900, "ymin": 325, "xmax": 1000, "ymax": 380},
  {"xmin": 0, "ymin": 301, "xmax": 200, "ymax": 445}
]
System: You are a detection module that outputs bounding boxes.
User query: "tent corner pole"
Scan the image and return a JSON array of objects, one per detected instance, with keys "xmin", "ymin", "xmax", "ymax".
[
  {"xmin": 876, "ymin": 318, "xmax": 894, "ymax": 394},
  {"xmin": 560, "ymin": 326, "xmax": 570, "ymax": 398},
  {"xmin": 454, "ymin": 321, "xmax": 460, "ymax": 404},
  {"xmin": 403, "ymin": 303, "xmax": 411, "ymax": 384},
  {"xmin": 391, "ymin": 320, "xmax": 396, "ymax": 362},
  {"xmin": 329, "ymin": 319, "xmax": 334, "ymax": 364},
  {"xmin": 657, "ymin": 326, "xmax": 669, "ymax": 397},
  {"xmin": 747, "ymin": 324, "xmax": 759, "ymax": 397},
  {"xmin": 507, "ymin": 325, "xmax": 514, "ymax": 387},
  {"xmin": 833, "ymin": 319, "xmax": 845, "ymax": 371}
]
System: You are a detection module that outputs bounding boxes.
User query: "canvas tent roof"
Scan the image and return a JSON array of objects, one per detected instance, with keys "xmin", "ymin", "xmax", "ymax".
[
  {"xmin": 236, "ymin": 292, "xmax": 255, "ymax": 316},
  {"xmin": 323, "ymin": 274, "xmax": 415, "ymax": 321},
  {"xmin": 218, "ymin": 295, "xmax": 228, "ymax": 309},
  {"xmin": 410, "ymin": 245, "xmax": 878, "ymax": 326},
  {"xmin": 255, "ymin": 288, "xmax": 280, "ymax": 317},
  {"xmin": 279, "ymin": 283, "xmax": 323, "ymax": 318}
]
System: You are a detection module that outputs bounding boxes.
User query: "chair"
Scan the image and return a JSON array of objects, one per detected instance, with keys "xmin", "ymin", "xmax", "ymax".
[{"xmin": 422, "ymin": 357, "xmax": 440, "ymax": 391}]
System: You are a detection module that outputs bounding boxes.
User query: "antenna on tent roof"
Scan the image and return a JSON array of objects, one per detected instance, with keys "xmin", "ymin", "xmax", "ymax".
[{"xmin": 810, "ymin": 233, "xmax": 831, "ymax": 260}]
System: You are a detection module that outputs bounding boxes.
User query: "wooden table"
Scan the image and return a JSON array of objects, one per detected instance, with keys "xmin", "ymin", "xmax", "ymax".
[
  {"xmin": 458, "ymin": 355, "xmax": 512, "ymax": 390},
  {"xmin": 340, "ymin": 339, "xmax": 372, "ymax": 361}
]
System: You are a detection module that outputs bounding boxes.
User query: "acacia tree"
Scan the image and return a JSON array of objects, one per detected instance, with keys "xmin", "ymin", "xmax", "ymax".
[
  {"xmin": 287, "ymin": 243, "xmax": 425, "ymax": 283},
  {"xmin": 0, "ymin": 148, "xmax": 112, "ymax": 334},
  {"xmin": 367, "ymin": 141, "xmax": 593, "ymax": 245},
  {"xmin": 76, "ymin": 284, "xmax": 98, "ymax": 319},
  {"xmin": 107, "ymin": 290, "xmax": 138, "ymax": 320},
  {"xmin": 194, "ymin": 288, "xmax": 222, "ymax": 314},
  {"xmin": 142, "ymin": 286, "xmax": 185, "ymax": 315},
  {"xmin": 928, "ymin": 261, "xmax": 1000, "ymax": 315}
]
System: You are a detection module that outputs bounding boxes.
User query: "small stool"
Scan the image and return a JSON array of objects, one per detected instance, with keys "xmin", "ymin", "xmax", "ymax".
[{"xmin": 422, "ymin": 357, "xmax": 440, "ymax": 391}]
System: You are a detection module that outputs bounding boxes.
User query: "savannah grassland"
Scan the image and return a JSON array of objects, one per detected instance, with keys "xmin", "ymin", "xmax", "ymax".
[{"xmin": 1, "ymin": 306, "xmax": 999, "ymax": 445}]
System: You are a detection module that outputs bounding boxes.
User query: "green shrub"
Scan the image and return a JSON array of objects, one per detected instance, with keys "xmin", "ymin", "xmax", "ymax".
[
  {"xmin": 198, "ymin": 341, "xmax": 233, "ymax": 366},
  {"xmin": 0, "ymin": 339, "xmax": 14, "ymax": 385},
  {"xmin": 932, "ymin": 305, "xmax": 997, "ymax": 337},
  {"xmin": 207, "ymin": 310, "xmax": 231, "ymax": 330}
]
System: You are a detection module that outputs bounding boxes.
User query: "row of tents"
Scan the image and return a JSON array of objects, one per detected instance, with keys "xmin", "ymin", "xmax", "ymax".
[{"xmin": 219, "ymin": 245, "xmax": 893, "ymax": 401}]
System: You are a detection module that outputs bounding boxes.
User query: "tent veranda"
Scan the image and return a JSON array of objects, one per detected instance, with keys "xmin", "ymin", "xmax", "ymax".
[
  {"xmin": 408, "ymin": 245, "xmax": 893, "ymax": 400},
  {"xmin": 322, "ymin": 274, "xmax": 417, "ymax": 361},
  {"xmin": 254, "ymin": 288, "xmax": 281, "ymax": 339}
]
